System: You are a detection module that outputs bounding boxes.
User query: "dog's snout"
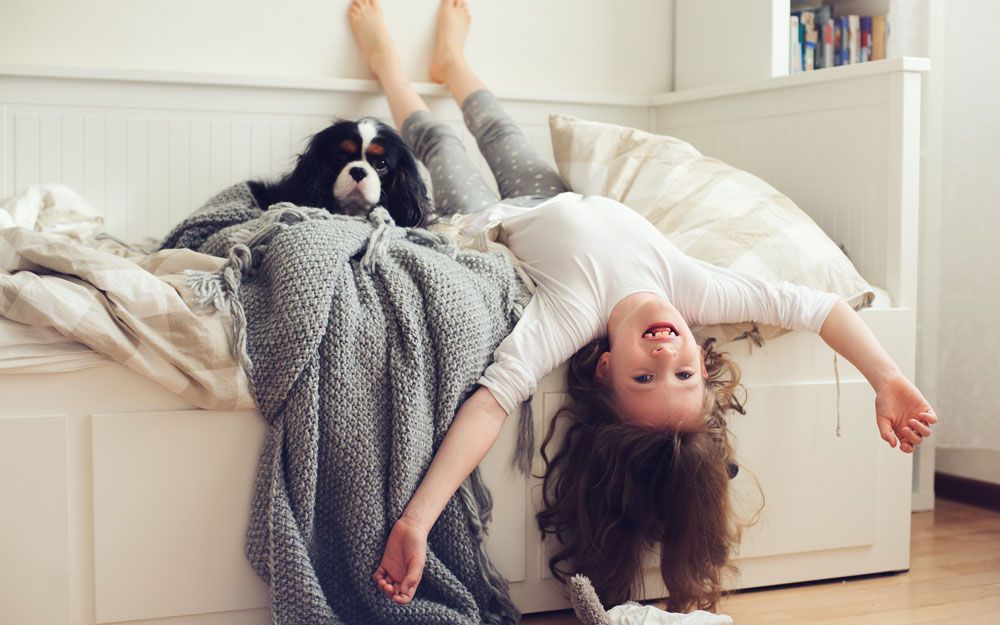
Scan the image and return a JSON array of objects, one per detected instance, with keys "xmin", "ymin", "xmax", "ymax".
[{"xmin": 349, "ymin": 167, "xmax": 367, "ymax": 182}]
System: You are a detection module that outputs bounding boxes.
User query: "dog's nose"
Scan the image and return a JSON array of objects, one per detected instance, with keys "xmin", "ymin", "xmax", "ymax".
[{"xmin": 349, "ymin": 167, "xmax": 367, "ymax": 182}]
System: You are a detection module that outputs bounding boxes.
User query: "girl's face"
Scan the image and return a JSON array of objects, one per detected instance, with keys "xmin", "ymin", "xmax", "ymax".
[{"xmin": 596, "ymin": 293, "xmax": 708, "ymax": 430}]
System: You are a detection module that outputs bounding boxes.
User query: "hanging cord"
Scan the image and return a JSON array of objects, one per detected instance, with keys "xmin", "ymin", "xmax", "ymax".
[
  {"xmin": 733, "ymin": 323, "xmax": 764, "ymax": 354},
  {"xmin": 833, "ymin": 352, "xmax": 842, "ymax": 437}
]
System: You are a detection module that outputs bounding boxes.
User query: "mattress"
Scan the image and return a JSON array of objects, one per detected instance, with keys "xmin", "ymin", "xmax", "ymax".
[
  {"xmin": 0, "ymin": 286, "xmax": 894, "ymax": 375},
  {"xmin": 0, "ymin": 319, "xmax": 112, "ymax": 373}
]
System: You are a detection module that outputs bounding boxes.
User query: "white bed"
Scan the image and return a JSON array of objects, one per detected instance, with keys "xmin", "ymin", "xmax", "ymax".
[{"xmin": 0, "ymin": 58, "xmax": 927, "ymax": 625}]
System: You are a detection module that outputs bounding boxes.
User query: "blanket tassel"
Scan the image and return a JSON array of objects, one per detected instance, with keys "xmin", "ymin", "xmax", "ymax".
[
  {"xmin": 513, "ymin": 398, "xmax": 535, "ymax": 475},
  {"xmin": 461, "ymin": 471, "xmax": 520, "ymax": 625}
]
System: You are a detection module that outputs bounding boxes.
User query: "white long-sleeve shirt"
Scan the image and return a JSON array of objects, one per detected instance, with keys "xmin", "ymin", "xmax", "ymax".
[{"xmin": 469, "ymin": 193, "xmax": 841, "ymax": 415}]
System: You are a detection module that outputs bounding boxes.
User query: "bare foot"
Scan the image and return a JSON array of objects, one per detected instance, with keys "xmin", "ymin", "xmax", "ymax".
[
  {"xmin": 348, "ymin": 0, "xmax": 400, "ymax": 79},
  {"xmin": 429, "ymin": 0, "xmax": 472, "ymax": 84}
]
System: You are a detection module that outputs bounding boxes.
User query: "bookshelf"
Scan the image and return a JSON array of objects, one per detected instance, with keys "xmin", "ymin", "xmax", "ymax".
[{"xmin": 675, "ymin": 0, "xmax": 896, "ymax": 90}]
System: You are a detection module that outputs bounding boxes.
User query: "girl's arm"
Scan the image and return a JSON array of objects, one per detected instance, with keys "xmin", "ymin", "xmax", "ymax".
[
  {"xmin": 403, "ymin": 386, "xmax": 507, "ymax": 529},
  {"xmin": 376, "ymin": 290, "xmax": 585, "ymax": 603},
  {"xmin": 819, "ymin": 299, "xmax": 937, "ymax": 453},
  {"xmin": 374, "ymin": 386, "xmax": 507, "ymax": 604},
  {"xmin": 670, "ymin": 251, "xmax": 937, "ymax": 453}
]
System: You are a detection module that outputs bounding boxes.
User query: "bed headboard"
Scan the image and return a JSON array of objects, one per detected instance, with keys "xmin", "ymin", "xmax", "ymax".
[
  {"xmin": 650, "ymin": 58, "xmax": 926, "ymax": 310},
  {"xmin": 1, "ymin": 59, "xmax": 925, "ymax": 306}
]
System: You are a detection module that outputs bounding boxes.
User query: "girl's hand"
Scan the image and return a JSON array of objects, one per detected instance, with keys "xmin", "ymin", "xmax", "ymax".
[
  {"xmin": 874, "ymin": 374, "xmax": 938, "ymax": 453},
  {"xmin": 373, "ymin": 515, "xmax": 427, "ymax": 605}
]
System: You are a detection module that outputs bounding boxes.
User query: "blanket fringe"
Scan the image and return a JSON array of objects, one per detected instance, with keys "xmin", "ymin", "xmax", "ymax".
[
  {"xmin": 461, "ymin": 471, "xmax": 521, "ymax": 625},
  {"xmin": 362, "ymin": 207, "xmax": 457, "ymax": 271},
  {"xmin": 513, "ymin": 399, "xmax": 535, "ymax": 475},
  {"xmin": 185, "ymin": 204, "xmax": 466, "ymax": 376},
  {"xmin": 184, "ymin": 204, "xmax": 329, "ymax": 375},
  {"xmin": 833, "ymin": 352, "xmax": 842, "ymax": 437}
]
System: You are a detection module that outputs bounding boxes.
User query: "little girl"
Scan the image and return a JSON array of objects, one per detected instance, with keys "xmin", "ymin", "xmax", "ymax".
[{"xmin": 350, "ymin": 0, "xmax": 937, "ymax": 612}]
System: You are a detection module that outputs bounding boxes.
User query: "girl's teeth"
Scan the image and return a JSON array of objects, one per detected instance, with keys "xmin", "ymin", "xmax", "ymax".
[{"xmin": 643, "ymin": 328, "xmax": 678, "ymax": 338}]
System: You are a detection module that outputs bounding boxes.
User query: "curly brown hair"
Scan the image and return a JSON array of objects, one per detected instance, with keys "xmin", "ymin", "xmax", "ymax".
[{"xmin": 535, "ymin": 336, "xmax": 754, "ymax": 612}]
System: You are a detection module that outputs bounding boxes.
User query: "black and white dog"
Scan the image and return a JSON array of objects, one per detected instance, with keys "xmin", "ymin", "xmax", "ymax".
[{"xmin": 248, "ymin": 117, "xmax": 430, "ymax": 227}]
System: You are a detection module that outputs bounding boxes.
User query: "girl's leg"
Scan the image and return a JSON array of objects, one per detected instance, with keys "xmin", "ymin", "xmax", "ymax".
[
  {"xmin": 349, "ymin": 0, "xmax": 497, "ymax": 217},
  {"xmin": 348, "ymin": 0, "xmax": 426, "ymax": 132},
  {"xmin": 401, "ymin": 112, "xmax": 499, "ymax": 217},
  {"xmin": 430, "ymin": 1, "xmax": 568, "ymax": 201}
]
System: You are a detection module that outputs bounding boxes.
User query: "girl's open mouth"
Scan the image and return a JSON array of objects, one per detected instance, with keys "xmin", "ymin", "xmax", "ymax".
[{"xmin": 642, "ymin": 323, "xmax": 679, "ymax": 341}]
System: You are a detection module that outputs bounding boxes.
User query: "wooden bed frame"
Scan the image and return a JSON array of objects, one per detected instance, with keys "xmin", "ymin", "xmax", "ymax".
[{"xmin": 0, "ymin": 58, "xmax": 928, "ymax": 624}]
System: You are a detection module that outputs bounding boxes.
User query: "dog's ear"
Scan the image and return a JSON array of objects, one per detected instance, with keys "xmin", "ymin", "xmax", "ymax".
[
  {"xmin": 279, "ymin": 132, "xmax": 333, "ymax": 209},
  {"xmin": 384, "ymin": 149, "xmax": 431, "ymax": 228}
]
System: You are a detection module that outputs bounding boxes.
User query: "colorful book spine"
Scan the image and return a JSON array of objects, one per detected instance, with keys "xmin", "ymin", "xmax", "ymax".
[
  {"xmin": 823, "ymin": 20, "xmax": 834, "ymax": 68},
  {"xmin": 816, "ymin": 5, "xmax": 833, "ymax": 69},
  {"xmin": 872, "ymin": 14, "xmax": 888, "ymax": 61},
  {"xmin": 790, "ymin": 15, "xmax": 802, "ymax": 73},
  {"xmin": 860, "ymin": 16, "xmax": 872, "ymax": 62},
  {"xmin": 801, "ymin": 10, "xmax": 816, "ymax": 71},
  {"xmin": 835, "ymin": 16, "xmax": 849, "ymax": 66},
  {"xmin": 849, "ymin": 15, "xmax": 860, "ymax": 64}
]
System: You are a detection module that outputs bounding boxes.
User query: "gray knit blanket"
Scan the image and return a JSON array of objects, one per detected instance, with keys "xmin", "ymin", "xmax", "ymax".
[{"xmin": 159, "ymin": 184, "xmax": 531, "ymax": 625}]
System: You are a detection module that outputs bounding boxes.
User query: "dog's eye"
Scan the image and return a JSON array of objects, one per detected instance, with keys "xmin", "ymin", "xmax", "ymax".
[{"xmin": 371, "ymin": 157, "xmax": 388, "ymax": 173}]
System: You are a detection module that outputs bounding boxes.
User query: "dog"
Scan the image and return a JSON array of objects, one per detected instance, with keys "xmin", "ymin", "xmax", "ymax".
[{"xmin": 247, "ymin": 117, "xmax": 430, "ymax": 227}]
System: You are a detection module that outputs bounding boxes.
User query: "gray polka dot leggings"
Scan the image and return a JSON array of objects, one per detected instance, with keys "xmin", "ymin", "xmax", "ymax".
[{"xmin": 400, "ymin": 89, "xmax": 568, "ymax": 218}]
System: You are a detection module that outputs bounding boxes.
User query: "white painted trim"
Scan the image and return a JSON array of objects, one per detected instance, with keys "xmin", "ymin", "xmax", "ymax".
[
  {"xmin": 0, "ymin": 58, "xmax": 930, "ymax": 110},
  {"xmin": 651, "ymin": 57, "xmax": 930, "ymax": 106},
  {"xmin": 770, "ymin": 0, "xmax": 791, "ymax": 78},
  {"xmin": 911, "ymin": 0, "xmax": 947, "ymax": 514},
  {"xmin": 0, "ymin": 64, "xmax": 651, "ymax": 109}
]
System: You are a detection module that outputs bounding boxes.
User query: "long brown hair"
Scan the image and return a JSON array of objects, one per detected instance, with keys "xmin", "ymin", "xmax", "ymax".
[{"xmin": 536, "ymin": 337, "xmax": 753, "ymax": 612}]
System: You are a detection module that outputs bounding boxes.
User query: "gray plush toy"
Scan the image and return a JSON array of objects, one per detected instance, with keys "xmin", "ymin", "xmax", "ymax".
[
  {"xmin": 568, "ymin": 575, "xmax": 614, "ymax": 625},
  {"xmin": 567, "ymin": 575, "xmax": 735, "ymax": 625}
]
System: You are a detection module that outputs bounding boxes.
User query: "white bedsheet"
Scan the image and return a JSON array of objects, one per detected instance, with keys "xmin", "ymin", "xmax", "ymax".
[{"xmin": 0, "ymin": 183, "xmax": 104, "ymax": 241}]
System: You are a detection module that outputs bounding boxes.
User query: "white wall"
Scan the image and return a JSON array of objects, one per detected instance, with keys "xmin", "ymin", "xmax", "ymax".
[
  {"xmin": 930, "ymin": 0, "xmax": 1000, "ymax": 485},
  {"xmin": 0, "ymin": 0, "xmax": 673, "ymax": 96},
  {"xmin": 674, "ymin": 0, "xmax": 788, "ymax": 90},
  {"xmin": 831, "ymin": 0, "xmax": 1000, "ymax": 491}
]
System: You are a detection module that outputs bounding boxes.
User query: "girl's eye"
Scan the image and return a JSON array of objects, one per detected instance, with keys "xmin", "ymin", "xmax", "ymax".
[
  {"xmin": 372, "ymin": 158, "xmax": 388, "ymax": 172},
  {"xmin": 633, "ymin": 374, "xmax": 654, "ymax": 384},
  {"xmin": 676, "ymin": 371, "xmax": 693, "ymax": 380}
]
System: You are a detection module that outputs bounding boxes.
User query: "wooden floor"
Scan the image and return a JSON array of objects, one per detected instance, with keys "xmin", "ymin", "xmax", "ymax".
[{"xmin": 521, "ymin": 498, "xmax": 1000, "ymax": 624}]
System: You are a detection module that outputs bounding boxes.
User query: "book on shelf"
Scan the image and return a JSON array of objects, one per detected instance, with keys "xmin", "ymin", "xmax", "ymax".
[
  {"xmin": 872, "ymin": 15, "xmax": 887, "ymax": 61},
  {"xmin": 860, "ymin": 16, "xmax": 872, "ymax": 62},
  {"xmin": 849, "ymin": 15, "xmax": 860, "ymax": 64},
  {"xmin": 790, "ymin": 14, "xmax": 802, "ymax": 73},
  {"xmin": 790, "ymin": 2, "xmax": 888, "ymax": 73}
]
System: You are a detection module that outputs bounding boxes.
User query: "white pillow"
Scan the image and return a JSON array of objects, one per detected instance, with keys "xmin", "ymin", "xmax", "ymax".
[{"xmin": 548, "ymin": 114, "xmax": 873, "ymax": 344}]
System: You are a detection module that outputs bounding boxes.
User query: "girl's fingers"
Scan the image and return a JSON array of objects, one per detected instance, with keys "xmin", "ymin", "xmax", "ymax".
[
  {"xmin": 920, "ymin": 410, "xmax": 939, "ymax": 425},
  {"xmin": 878, "ymin": 421, "xmax": 897, "ymax": 448},
  {"xmin": 900, "ymin": 440, "xmax": 914, "ymax": 453},
  {"xmin": 898, "ymin": 426, "xmax": 922, "ymax": 446},
  {"xmin": 374, "ymin": 567, "xmax": 400, "ymax": 597},
  {"xmin": 909, "ymin": 419, "xmax": 932, "ymax": 438},
  {"xmin": 401, "ymin": 573, "xmax": 421, "ymax": 598}
]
